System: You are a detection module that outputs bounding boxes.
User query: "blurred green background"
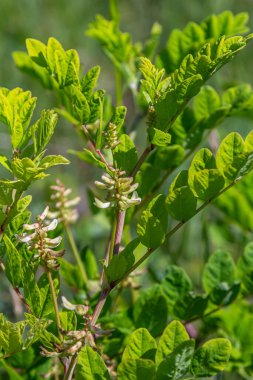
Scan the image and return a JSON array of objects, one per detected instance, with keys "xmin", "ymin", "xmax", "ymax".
[{"xmin": 1, "ymin": 0, "xmax": 253, "ymax": 312}]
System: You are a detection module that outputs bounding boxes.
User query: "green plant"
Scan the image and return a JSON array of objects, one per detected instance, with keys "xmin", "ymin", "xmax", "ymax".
[{"xmin": 1, "ymin": 3, "xmax": 253, "ymax": 379}]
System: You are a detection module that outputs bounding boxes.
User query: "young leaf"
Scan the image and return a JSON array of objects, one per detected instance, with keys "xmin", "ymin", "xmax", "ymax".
[
  {"xmin": 156, "ymin": 320, "xmax": 189, "ymax": 366},
  {"xmin": 81, "ymin": 66, "xmax": 100, "ymax": 99},
  {"xmin": 33, "ymin": 109, "xmax": 58, "ymax": 154},
  {"xmin": 22, "ymin": 264, "xmax": 41, "ymax": 317},
  {"xmin": 3, "ymin": 235, "xmax": 22, "ymax": 287},
  {"xmin": 137, "ymin": 194, "xmax": 168, "ymax": 248},
  {"xmin": 37, "ymin": 272, "xmax": 59, "ymax": 317},
  {"xmin": 122, "ymin": 328, "xmax": 157, "ymax": 361},
  {"xmin": 190, "ymin": 338, "xmax": 232, "ymax": 377},
  {"xmin": 188, "ymin": 148, "xmax": 225, "ymax": 200},
  {"xmin": 118, "ymin": 358, "xmax": 156, "ymax": 380},
  {"xmin": 75, "ymin": 346, "xmax": 110, "ymax": 380},
  {"xmin": 193, "ymin": 86, "xmax": 220, "ymax": 120},
  {"xmin": 156, "ymin": 340, "xmax": 195, "ymax": 380},
  {"xmin": 113, "ymin": 134, "xmax": 138, "ymax": 175},
  {"xmin": 0, "ymin": 314, "xmax": 26, "ymax": 354},
  {"xmin": 148, "ymin": 128, "xmax": 171, "ymax": 147},
  {"xmin": 26, "ymin": 38, "xmax": 47, "ymax": 67},
  {"xmin": 166, "ymin": 170, "xmax": 197, "ymax": 221},
  {"xmin": 216, "ymin": 132, "xmax": 247, "ymax": 181},
  {"xmin": 39, "ymin": 155, "xmax": 69, "ymax": 169}
]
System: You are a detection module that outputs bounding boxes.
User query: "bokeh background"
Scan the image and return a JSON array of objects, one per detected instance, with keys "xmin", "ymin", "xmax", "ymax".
[{"xmin": 1, "ymin": 0, "xmax": 253, "ymax": 317}]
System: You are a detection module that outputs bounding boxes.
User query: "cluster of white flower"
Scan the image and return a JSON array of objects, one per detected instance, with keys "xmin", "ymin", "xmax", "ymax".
[
  {"xmin": 47, "ymin": 179, "xmax": 80, "ymax": 225},
  {"xmin": 17, "ymin": 206, "xmax": 64, "ymax": 270},
  {"xmin": 94, "ymin": 170, "xmax": 141, "ymax": 211},
  {"xmin": 41, "ymin": 297, "xmax": 109, "ymax": 357}
]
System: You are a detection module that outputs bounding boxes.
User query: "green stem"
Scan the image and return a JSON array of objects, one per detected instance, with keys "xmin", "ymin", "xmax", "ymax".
[
  {"xmin": 64, "ymin": 223, "xmax": 88, "ymax": 285},
  {"xmin": 115, "ymin": 68, "xmax": 122, "ymax": 106},
  {"xmin": 46, "ymin": 269, "xmax": 62, "ymax": 340},
  {"xmin": 109, "ymin": 213, "xmax": 118, "ymax": 261},
  {"xmin": 110, "ymin": 0, "xmax": 120, "ymax": 26}
]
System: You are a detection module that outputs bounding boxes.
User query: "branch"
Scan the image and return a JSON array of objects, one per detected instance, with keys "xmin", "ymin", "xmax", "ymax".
[
  {"xmin": 112, "ymin": 180, "xmax": 236, "ymax": 288},
  {"xmin": 81, "ymin": 125, "xmax": 114, "ymax": 171}
]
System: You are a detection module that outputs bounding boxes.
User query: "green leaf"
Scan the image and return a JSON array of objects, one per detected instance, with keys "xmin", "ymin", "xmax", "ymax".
[
  {"xmin": 22, "ymin": 264, "xmax": 41, "ymax": 317},
  {"xmin": 188, "ymin": 148, "xmax": 225, "ymax": 200},
  {"xmin": 193, "ymin": 86, "xmax": 220, "ymax": 120},
  {"xmin": 76, "ymin": 346, "xmax": 110, "ymax": 380},
  {"xmin": 114, "ymin": 134, "xmax": 138, "ymax": 175},
  {"xmin": 216, "ymin": 132, "xmax": 247, "ymax": 181},
  {"xmin": 13, "ymin": 51, "xmax": 53, "ymax": 89},
  {"xmin": 122, "ymin": 328, "xmax": 157, "ymax": 361},
  {"xmin": 174, "ymin": 292, "xmax": 208, "ymax": 320},
  {"xmin": 23, "ymin": 314, "xmax": 52, "ymax": 349},
  {"xmin": 139, "ymin": 57, "xmax": 170, "ymax": 104},
  {"xmin": 135, "ymin": 163, "xmax": 161, "ymax": 197},
  {"xmin": 153, "ymin": 145, "xmax": 185, "ymax": 170},
  {"xmin": 159, "ymin": 11, "xmax": 250, "ymax": 73},
  {"xmin": 110, "ymin": 106, "xmax": 127, "ymax": 131},
  {"xmin": 37, "ymin": 272, "xmax": 59, "ymax": 317},
  {"xmin": 161, "ymin": 265, "xmax": 192, "ymax": 314},
  {"xmin": 40, "ymin": 155, "xmax": 69, "ymax": 169},
  {"xmin": 26, "ymin": 38, "xmax": 47, "ymax": 67},
  {"xmin": 209, "ymin": 281, "xmax": 240, "ymax": 306},
  {"xmin": 148, "ymin": 128, "xmax": 171, "ymax": 147},
  {"xmin": 190, "ymin": 338, "xmax": 232, "ymax": 377},
  {"xmin": 237, "ymin": 242, "xmax": 253, "ymax": 294},
  {"xmin": 133, "ymin": 285, "xmax": 168, "ymax": 336},
  {"xmin": 81, "ymin": 66, "xmax": 100, "ymax": 99},
  {"xmin": 81, "ymin": 246, "xmax": 99, "ymax": 280},
  {"xmin": 3, "ymin": 235, "xmax": 22, "ymax": 287},
  {"xmin": 60, "ymin": 310, "xmax": 77, "ymax": 332},
  {"xmin": 166, "ymin": 171, "xmax": 197, "ymax": 221},
  {"xmin": 0, "ymin": 155, "xmax": 13, "ymax": 173},
  {"xmin": 137, "ymin": 194, "xmax": 168, "ymax": 248},
  {"xmin": 203, "ymin": 249, "xmax": 236, "ymax": 293},
  {"xmin": 156, "ymin": 320, "xmax": 189, "ymax": 366},
  {"xmin": 12, "ymin": 158, "xmax": 44, "ymax": 184},
  {"xmin": 60, "ymin": 259, "xmax": 84, "ymax": 289},
  {"xmin": 157, "ymin": 340, "xmax": 195, "ymax": 380},
  {"xmin": 118, "ymin": 358, "xmax": 155, "ymax": 380},
  {"xmin": 0, "ymin": 359, "xmax": 24, "ymax": 380},
  {"xmin": 17, "ymin": 195, "xmax": 32, "ymax": 212},
  {"xmin": 105, "ymin": 238, "xmax": 139, "ymax": 284},
  {"xmin": 33, "ymin": 109, "xmax": 58, "ymax": 154},
  {"xmin": 0, "ymin": 314, "xmax": 25, "ymax": 354}
]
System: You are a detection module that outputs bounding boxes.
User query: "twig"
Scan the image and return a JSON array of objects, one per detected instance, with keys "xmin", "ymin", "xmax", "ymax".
[
  {"xmin": 131, "ymin": 145, "xmax": 154, "ymax": 178},
  {"xmin": 91, "ymin": 288, "xmax": 110, "ymax": 326},
  {"xmin": 113, "ymin": 210, "xmax": 126, "ymax": 256},
  {"xmin": 184, "ymin": 306, "xmax": 221, "ymax": 325},
  {"xmin": 63, "ymin": 355, "xmax": 78, "ymax": 380},
  {"xmin": 81, "ymin": 125, "xmax": 114, "ymax": 171},
  {"xmin": 46, "ymin": 268, "xmax": 62, "ymax": 340},
  {"xmin": 13, "ymin": 287, "xmax": 32, "ymax": 314}
]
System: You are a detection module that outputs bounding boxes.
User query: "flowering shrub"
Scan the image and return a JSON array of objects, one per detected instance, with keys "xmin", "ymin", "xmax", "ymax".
[{"xmin": 1, "ymin": 3, "xmax": 253, "ymax": 379}]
